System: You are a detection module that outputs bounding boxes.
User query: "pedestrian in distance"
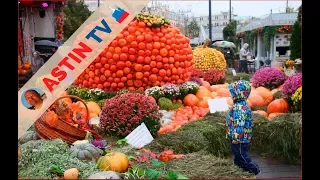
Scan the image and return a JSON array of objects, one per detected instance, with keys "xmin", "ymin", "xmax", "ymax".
[
  {"xmin": 31, "ymin": 51, "xmax": 45, "ymax": 75},
  {"xmin": 226, "ymin": 80, "xmax": 260, "ymax": 175},
  {"xmin": 239, "ymin": 43, "xmax": 250, "ymax": 73}
]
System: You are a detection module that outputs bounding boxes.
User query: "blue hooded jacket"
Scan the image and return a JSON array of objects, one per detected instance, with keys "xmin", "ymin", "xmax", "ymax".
[{"xmin": 226, "ymin": 80, "xmax": 253, "ymax": 143}]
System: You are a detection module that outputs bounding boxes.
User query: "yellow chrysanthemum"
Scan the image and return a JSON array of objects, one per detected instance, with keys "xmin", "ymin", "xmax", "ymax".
[{"xmin": 291, "ymin": 87, "xmax": 302, "ymax": 105}]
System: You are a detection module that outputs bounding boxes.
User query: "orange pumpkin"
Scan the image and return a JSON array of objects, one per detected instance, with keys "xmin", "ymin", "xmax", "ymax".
[
  {"xmin": 247, "ymin": 100, "xmax": 253, "ymax": 108},
  {"xmin": 43, "ymin": 111, "xmax": 59, "ymax": 127},
  {"xmin": 20, "ymin": 69, "xmax": 27, "ymax": 76},
  {"xmin": 87, "ymin": 101, "xmax": 101, "ymax": 115},
  {"xmin": 197, "ymin": 97, "xmax": 211, "ymax": 108},
  {"xmin": 252, "ymin": 110, "xmax": 268, "ymax": 118},
  {"xmin": 268, "ymin": 113, "xmax": 284, "ymax": 120},
  {"xmin": 97, "ymin": 152, "xmax": 129, "ymax": 173},
  {"xmin": 216, "ymin": 88, "xmax": 231, "ymax": 97},
  {"xmin": 183, "ymin": 94, "xmax": 199, "ymax": 107},
  {"xmin": 256, "ymin": 87, "xmax": 274, "ymax": 104},
  {"xmin": 196, "ymin": 89, "xmax": 212, "ymax": 99},
  {"xmin": 267, "ymin": 99, "xmax": 289, "ymax": 114},
  {"xmin": 221, "ymin": 83, "xmax": 229, "ymax": 88},
  {"xmin": 211, "ymin": 91, "xmax": 218, "ymax": 98},
  {"xmin": 199, "ymin": 86, "xmax": 209, "ymax": 90},
  {"xmin": 202, "ymin": 81, "xmax": 211, "ymax": 89},
  {"xmin": 248, "ymin": 94, "xmax": 265, "ymax": 107},
  {"xmin": 210, "ymin": 85, "xmax": 222, "ymax": 92},
  {"xmin": 64, "ymin": 168, "xmax": 79, "ymax": 179},
  {"xmin": 148, "ymin": 96, "xmax": 157, "ymax": 104}
]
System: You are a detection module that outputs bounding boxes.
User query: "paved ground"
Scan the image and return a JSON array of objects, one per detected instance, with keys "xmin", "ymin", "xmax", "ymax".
[{"xmin": 251, "ymin": 153, "xmax": 301, "ymax": 179}]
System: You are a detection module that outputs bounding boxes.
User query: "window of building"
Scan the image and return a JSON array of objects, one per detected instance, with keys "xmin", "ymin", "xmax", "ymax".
[
  {"xmin": 215, "ymin": 16, "xmax": 218, "ymax": 20},
  {"xmin": 224, "ymin": 15, "xmax": 227, "ymax": 19}
]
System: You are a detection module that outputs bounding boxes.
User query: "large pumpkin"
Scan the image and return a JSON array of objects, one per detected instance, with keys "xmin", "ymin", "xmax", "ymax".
[
  {"xmin": 86, "ymin": 101, "xmax": 101, "ymax": 115},
  {"xmin": 74, "ymin": 13, "xmax": 193, "ymax": 91},
  {"xmin": 268, "ymin": 113, "xmax": 284, "ymax": 120},
  {"xmin": 97, "ymin": 152, "xmax": 129, "ymax": 173},
  {"xmin": 216, "ymin": 88, "xmax": 231, "ymax": 97},
  {"xmin": 183, "ymin": 94, "xmax": 199, "ymax": 107},
  {"xmin": 248, "ymin": 94, "xmax": 265, "ymax": 107},
  {"xmin": 267, "ymin": 99, "xmax": 289, "ymax": 114},
  {"xmin": 196, "ymin": 89, "xmax": 212, "ymax": 99},
  {"xmin": 197, "ymin": 97, "xmax": 211, "ymax": 108},
  {"xmin": 192, "ymin": 40, "xmax": 226, "ymax": 71},
  {"xmin": 255, "ymin": 87, "xmax": 274, "ymax": 104}
]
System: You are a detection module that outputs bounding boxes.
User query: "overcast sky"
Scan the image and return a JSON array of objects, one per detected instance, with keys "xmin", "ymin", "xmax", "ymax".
[{"xmin": 151, "ymin": 1, "xmax": 302, "ymax": 18}]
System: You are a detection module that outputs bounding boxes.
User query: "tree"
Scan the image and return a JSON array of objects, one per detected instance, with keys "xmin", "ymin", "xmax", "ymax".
[
  {"xmin": 289, "ymin": 5, "xmax": 301, "ymax": 60},
  {"xmin": 187, "ymin": 20, "xmax": 200, "ymax": 38},
  {"xmin": 62, "ymin": 1, "xmax": 92, "ymax": 40},
  {"xmin": 223, "ymin": 20, "xmax": 237, "ymax": 42}
]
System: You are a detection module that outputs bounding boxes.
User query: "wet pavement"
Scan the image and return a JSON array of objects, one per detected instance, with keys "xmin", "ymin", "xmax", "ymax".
[{"xmin": 251, "ymin": 153, "xmax": 301, "ymax": 179}]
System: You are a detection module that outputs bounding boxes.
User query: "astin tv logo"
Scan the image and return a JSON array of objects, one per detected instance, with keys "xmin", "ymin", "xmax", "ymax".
[{"xmin": 109, "ymin": 6, "xmax": 130, "ymax": 23}]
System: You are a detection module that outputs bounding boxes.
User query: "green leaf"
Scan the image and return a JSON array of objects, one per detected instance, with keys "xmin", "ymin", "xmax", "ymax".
[
  {"xmin": 167, "ymin": 171, "xmax": 179, "ymax": 179},
  {"xmin": 146, "ymin": 168, "xmax": 161, "ymax": 179},
  {"xmin": 116, "ymin": 138, "xmax": 127, "ymax": 145},
  {"xmin": 151, "ymin": 159, "xmax": 164, "ymax": 167},
  {"xmin": 128, "ymin": 155, "xmax": 135, "ymax": 160}
]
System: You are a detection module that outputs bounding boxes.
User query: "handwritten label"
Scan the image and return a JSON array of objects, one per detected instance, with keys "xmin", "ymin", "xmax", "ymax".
[
  {"xmin": 125, "ymin": 123, "xmax": 154, "ymax": 149},
  {"xmin": 208, "ymin": 98, "xmax": 229, "ymax": 113}
]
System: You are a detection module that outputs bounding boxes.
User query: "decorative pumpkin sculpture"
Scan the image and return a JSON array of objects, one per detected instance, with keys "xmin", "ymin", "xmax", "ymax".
[
  {"xmin": 97, "ymin": 152, "xmax": 129, "ymax": 173},
  {"xmin": 192, "ymin": 40, "xmax": 227, "ymax": 71},
  {"xmin": 267, "ymin": 99, "xmax": 289, "ymax": 114},
  {"xmin": 70, "ymin": 143, "xmax": 103, "ymax": 161},
  {"xmin": 18, "ymin": 131, "xmax": 40, "ymax": 145}
]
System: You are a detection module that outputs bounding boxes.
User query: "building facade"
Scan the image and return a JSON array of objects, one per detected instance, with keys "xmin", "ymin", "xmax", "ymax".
[{"xmin": 189, "ymin": 11, "xmax": 237, "ymax": 27}]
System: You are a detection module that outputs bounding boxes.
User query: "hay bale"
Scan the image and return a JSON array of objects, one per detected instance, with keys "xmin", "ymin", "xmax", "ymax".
[
  {"xmin": 147, "ymin": 112, "xmax": 231, "ymax": 157},
  {"xmin": 133, "ymin": 151, "xmax": 253, "ymax": 178},
  {"xmin": 251, "ymin": 113, "xmax": 301, "ymax": 164}
]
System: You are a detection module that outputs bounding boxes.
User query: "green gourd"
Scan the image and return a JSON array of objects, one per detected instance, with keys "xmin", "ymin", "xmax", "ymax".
[{"xmin": 18, "ymin": 131, "xmax": 40, "ymax": 144}]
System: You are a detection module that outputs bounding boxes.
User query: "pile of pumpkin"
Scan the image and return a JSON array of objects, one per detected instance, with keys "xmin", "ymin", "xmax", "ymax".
[
  {"xmin": 176, "ymin": 78, "xmax": 288, "ymax": 120},
  {"xmin": 18, "ymin": 61, "xmax": 32, "ymax": 76},
  {"xmin": 74, "ymin": 13, "xmax": 193, "ymax": 92}
]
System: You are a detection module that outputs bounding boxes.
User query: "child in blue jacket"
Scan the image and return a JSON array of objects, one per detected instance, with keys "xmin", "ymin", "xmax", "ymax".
[{"xmin": 226, "ymin": 80, "xmax": 260, "ymax": 175}]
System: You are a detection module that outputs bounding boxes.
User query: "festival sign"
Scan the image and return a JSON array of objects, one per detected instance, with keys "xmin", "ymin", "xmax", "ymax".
[{"xmin": 18, "ymin": 0, "xmax": 150, "ymax": 139}]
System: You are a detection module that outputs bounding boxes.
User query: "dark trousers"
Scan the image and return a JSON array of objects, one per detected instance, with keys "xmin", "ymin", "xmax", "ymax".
[
  {"xmin": 231, "ymin": 143, "xmax": 260, "ymax": 175},
  {"xmin": 239, "ymin": 60, "xmax": 248, "ymax": 73}
]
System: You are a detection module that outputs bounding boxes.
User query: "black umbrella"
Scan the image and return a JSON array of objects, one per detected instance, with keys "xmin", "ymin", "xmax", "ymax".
[{"xmin": 34, "ymin": 40, "xmax": 58, "ymax": 47}]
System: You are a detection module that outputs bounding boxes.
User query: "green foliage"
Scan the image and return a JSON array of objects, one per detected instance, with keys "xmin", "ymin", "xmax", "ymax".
[
  {"xmin": 263, "ymin": 26, "xmax": 280, "ymax": 50},
  {"xmin": 187, "ymin": 20, "xmax": 200, "ymax": 38},
  {"xmin": 245, "ymin": 31, "xmax": 256, "ymax": 48},
  {"xmin": 290, "ymin": 9, "xmax": 301, "ymax": 60},
  {"xmin": 225, "ymin": 72, "xmax": 250, "ymax": 83},
  {"xmin": 62, "ymin": 1, "xmax": 92, "ymax": 40},
  {"xmin": 158, "ymin": 97, "xmax": 173, "ymax": 110},
  {"xmin": 223, "ymin": 20, "xmax": 237, "ymax": 42}
]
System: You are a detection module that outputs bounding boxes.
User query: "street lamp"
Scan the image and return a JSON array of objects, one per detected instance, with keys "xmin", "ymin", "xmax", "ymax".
[
  {"xmin": 209, "ymin": 0, "xmax": 212, "ymax": 40},
  {"xmin": 229, "ymin": 0, "xmax": 232, "ymax": 23}
]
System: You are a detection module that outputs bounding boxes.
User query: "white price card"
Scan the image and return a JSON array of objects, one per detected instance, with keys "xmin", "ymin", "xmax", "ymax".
[
  {"xmin": 125, "ymin": 123, "xmax": 154, "ymax": 149},
  {"xmin": 208, "ymin": 98, "xmax": 229, "ymax": 113}
]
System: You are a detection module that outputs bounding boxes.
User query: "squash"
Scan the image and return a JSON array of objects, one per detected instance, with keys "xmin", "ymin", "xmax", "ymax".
[
  {"xmin": 183, "ymin": 94, "xmax": 199, "ymax": 107},
  {"xmin": 88, "ymin": 171, "xmax": 121, "ymax": 179},
  {"xmin": 216, "ymin": 88, "xmax": 231, "ymax": 97},
  {"xmin": 87, "ymin": 101, "xmax": 101, "ymax": 115},
  {"xmin": 64, "ymin": 168, "xmax": 79, "ymax": 179},
  {"xmin": 196, "ymin": 89, "xmax": 211, "ymax": 99},
  {"xmin": 211, "ymin": 91, "xmax": 218, "ymax": 98},
  {"xmin": 252, "ymin": 110, "xmax": 268, "ymax": 118},
  {"xmin": 255, "ymin": 87, "xmax": 274, "ymax": 104},
  {"xmin": 18, "ymin": 131, "xmax": 40, "ymax": 145},
  {"xmin": 248, "ymin": 94, "xmax": 265, "ymax": 107},
  {"xmin": 267, "ymin": 99, "xmax": 289, "ymax": 114},
  {"xmin": 197, "ymin": 97, "xmax": 211, "ymax": 108},
  {"xmin": 97, "ymin": 152, "xmax": 129, "ymax": 173},
  {"xmin": 70, "ymin": 143, "xmax": 103, "ymax": 161}
]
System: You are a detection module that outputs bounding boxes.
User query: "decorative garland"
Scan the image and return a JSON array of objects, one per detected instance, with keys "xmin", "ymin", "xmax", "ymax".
[
  {"xmin": 236, "ymin": 25, "xmax": 293, "ymax": 50},
  {"xmin": 55, "ymin": 12, "xmax": 65, "ymax": 41}
]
